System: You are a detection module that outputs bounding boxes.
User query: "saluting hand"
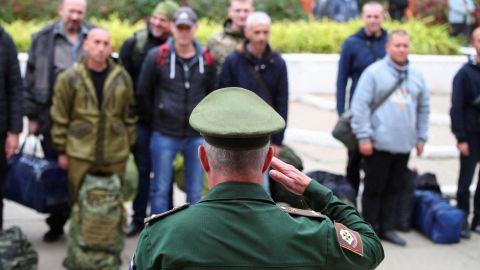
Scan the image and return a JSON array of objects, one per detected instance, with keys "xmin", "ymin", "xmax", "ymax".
[{"xmin": 269, "ymin": 157, "xmax": 311, "ymax": 195}]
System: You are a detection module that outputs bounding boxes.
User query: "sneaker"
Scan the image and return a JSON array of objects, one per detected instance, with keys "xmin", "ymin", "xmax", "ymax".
[
  {"xmin": 471, "ymin": 216, "xmax": 480, "ymax": 234},
  {"xmin": 43, "ymin": 229, "xmax": 64, "ymax": 243}
]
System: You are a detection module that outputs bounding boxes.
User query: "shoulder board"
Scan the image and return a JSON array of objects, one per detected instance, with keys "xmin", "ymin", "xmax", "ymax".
[
  {"xmin": 144, "ymin": 203, "xmax": 189, "ymax": 224},
  {"xmin": 279, "ymin": 206, "xmax": 325, "ymax": 219},
  {"xmin": 334, "ymin": 222, "xmax": 363, "ymax": 257}
]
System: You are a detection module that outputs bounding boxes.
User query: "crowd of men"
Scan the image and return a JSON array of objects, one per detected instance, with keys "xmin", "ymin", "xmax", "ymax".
[{"xmin": 0, "ymin": 0, "xmax": 480, "ymax": 269}]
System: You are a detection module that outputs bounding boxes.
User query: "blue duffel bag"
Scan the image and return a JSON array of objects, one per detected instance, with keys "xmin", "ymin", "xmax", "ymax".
[
  {"xmin": 414, "ymin": 190, "xmax": 464, "ymax": 244},
  {"xmin": 4, "ymin": 140, "xmax": 69, "ymax": 214}
]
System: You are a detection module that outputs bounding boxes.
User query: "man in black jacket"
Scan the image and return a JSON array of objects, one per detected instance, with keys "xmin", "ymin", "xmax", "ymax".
[
  {"xmin": 119, "ymin": 0, "xmax": 179, "ymax": 237},
  {"xmin": 137, "ymin": 7, "xmax": 216, "ymax": 215},
  {"xmin": 450, "ymin": 27, "xmax": 480, "ymax": 239},
  {"xmin": 0, "ymin": 27, "xmax": 23, "ymax": 231},
  {"xmin": 24, "ymin": 0, "xmax": 93, "ymax": 242}
]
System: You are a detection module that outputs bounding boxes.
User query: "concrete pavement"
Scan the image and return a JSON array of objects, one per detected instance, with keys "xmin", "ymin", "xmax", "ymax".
[{"xmin": 4, "ymin": 93, "xmax": 480, "ymax": 269}]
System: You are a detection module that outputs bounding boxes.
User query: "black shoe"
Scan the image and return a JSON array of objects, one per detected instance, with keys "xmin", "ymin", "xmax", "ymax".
[
  {"xmin": 43, "ymin": 229, "xmax": 64, "ymax": 243},
  {"xmin": 380, "ymin": 230, "xmax": 406, "ymax": 246},
  {"xmin": 126, "ymin": 221, "xmax": 144, "ymax": 237},
  {"xmin": 471, "ymin": 216, "xmax": 480, "ymax": 234}
]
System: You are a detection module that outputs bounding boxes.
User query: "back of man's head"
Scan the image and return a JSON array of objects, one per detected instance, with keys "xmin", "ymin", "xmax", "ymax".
[{"xmin": 203, "ymin": 142, "xmax": 268, "ymax": 179}]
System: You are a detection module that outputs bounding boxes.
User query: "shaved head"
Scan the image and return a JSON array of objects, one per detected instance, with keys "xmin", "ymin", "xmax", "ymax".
[{"xmin": 83, "ymin": 28, "xmax": 112, "ymax": 68}]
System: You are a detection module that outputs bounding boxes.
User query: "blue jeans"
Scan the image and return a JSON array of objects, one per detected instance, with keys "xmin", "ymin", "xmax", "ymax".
[
  {"xmin": 150, "ymin": 132, "xmax": 204, "ymax": 214},
  {"xmin": 131, "ymin": 123, "xmax": 152, "ymax": 222}
]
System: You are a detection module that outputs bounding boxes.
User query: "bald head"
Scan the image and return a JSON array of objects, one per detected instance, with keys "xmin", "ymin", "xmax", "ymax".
[
  {"xmin": 83, "ymin": 28, "xmax": 112, "ymax": 68},
  {"xmin": 59, "ymin": 0, "xmax": 87, "ymax": 33}
]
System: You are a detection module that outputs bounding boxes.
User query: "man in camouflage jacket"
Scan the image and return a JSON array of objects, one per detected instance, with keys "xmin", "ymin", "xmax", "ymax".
[{"xmin": 206, "ymin": 0, "xmax": 254, "ymax": 78}]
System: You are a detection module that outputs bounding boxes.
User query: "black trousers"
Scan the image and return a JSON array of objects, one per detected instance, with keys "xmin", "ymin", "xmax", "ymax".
[
  {"xmin": 41, "ymin": 134, "xmax": 70, "ymax": 231},
  {"xmin": 457, "ymin": 132, "xmax": 480, "ymax": 219},
  {"xmin": 362, "ymin": 150, "xmax": 410, "ymax": 232},
  {"xmin": 449, "ymin": 23, "xmax": 473, "ymax": 44},
  {"xmin": 346, "ymin": 149, "xmax": 362, "ymax": 196},
  {"xmin": 0, "ymin": 134, "xmax": 6, "ymax": 230}
]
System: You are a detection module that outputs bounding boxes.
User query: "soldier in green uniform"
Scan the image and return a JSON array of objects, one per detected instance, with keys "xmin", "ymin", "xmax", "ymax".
[{"xmin": 131, "ymin": 87, "xmax": 384, "ymax": 270}]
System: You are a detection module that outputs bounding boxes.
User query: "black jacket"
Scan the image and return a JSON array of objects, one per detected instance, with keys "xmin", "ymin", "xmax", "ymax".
[
  {"xmin": 23, "ymin": 20, "xmax": 93, "ymax": 133},
  {"xmin": 119, "ymin": 27, "xmax": 169, "ymax": 91},
  {"xmin": 450, "ymin": 56, "xmax": 480, "ymax": 141},
  {"xmin": 137, "ymin": 38, "xmax": 216, "ymax": 137},
  {"xmin": 0, "ymin": 27, "xmax": 23, "ymax": 134},
  {"xmin": 219, "ymin": 42, "xmax": 288, "ymax": 145}
]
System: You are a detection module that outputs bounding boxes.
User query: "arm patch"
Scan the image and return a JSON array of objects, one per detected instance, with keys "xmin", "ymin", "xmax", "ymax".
[
  {"xmin": 335, "ymin": 222, "xmax": 364, "ymax": 256},
  {"xmin": 144, "ymin": 203, "xmax": 189, "ymax": 224}
]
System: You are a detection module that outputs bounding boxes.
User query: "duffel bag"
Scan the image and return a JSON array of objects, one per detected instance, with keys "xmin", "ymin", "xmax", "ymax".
[
  {"xmin": 414, "ymin": 190, "xmax": 464, "ymax": 244},
  {"xmin": 5, "ymin": 138, "xmax": 69, "ymax": 213}
]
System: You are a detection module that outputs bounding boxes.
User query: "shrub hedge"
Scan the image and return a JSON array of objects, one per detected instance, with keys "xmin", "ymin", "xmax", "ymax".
[{"xmin": 3, "ymin": 16, "xmax": 460, "ymax": 55}]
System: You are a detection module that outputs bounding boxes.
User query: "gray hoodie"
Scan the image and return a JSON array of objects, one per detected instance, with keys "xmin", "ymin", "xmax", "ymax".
[{"xmin": 351, "ymin": 55, "xmax": 430, "ymax": 154}]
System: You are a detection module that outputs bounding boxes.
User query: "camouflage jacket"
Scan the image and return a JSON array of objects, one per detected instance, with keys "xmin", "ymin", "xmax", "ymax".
[
  {"xmin": 50, "ymin": 57, "xmax": 137, "ymax": 164},
  {"xmin": 206, "ymin": 19, "xmax": 246, "ymax": 76}
]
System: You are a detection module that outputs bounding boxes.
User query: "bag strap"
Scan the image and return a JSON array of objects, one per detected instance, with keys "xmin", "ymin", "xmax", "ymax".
[
  {"xmin": 246, "ymin": 64, "xmax": 273, "ymax": 105},
  {"xmin": 365, "ymin": 40, "xmax": 381, "ymax": 61},
  {"xmin": 371, "ymin": 78, "xmax": 404, "ymax": 112}
]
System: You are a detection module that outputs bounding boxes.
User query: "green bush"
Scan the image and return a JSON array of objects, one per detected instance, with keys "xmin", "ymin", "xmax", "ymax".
[
  {"xmin": 0, "ymin": 0, "xmax": 306, "ymax": 23},
  {"xmin": 3, "ymin": 17, "xmax": 460, "ymax": 55}
]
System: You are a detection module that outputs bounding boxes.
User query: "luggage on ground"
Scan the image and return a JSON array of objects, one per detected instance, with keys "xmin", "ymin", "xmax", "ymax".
[
  {"xmin": 414, "ymin": 190, "xmax": 464, "ymax": 244},
  {"xmin": 0, "ymin": 226, "xmax": 38, "ymax": 270},
  {"xmin": 64, "ymin": 173, "xmax": 126, "ymax": 270},
  {"xmin": 5, "ymin": 140, "xmax": 69, "ymax": 213},
  {"xmin": 415, "ymin": 172, "xmax": 442, "ymax": 194}
]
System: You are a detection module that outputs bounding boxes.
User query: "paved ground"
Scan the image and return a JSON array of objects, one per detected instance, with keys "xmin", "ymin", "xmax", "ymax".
[{"xmin": 4, "ymin": 93, "xmax": 480, "ymax": 269}]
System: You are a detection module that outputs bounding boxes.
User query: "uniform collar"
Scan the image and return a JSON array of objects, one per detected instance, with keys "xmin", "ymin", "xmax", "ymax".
[{"xmin": 199, "ymin": 182, "xmax": 275, "ymax": 205}]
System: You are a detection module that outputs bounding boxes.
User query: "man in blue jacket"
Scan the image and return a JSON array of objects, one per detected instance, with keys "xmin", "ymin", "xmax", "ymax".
[
  {"xmin": 351, "ymin": 30, "xmax": 430, "ymax": 246},
  {"xmin": 450, "ymin": 27, "xmax": 480, "ymax": 238},
  {"xmin": 336, "ymin": 1, "xmax": 387, "ymax": 198},
  {"xmin": 219, "ymin": 11, "xmax": 288, "ymax": 194}
]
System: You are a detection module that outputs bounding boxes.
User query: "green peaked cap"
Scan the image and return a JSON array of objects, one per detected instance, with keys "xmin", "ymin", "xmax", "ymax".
[{"xmin": 189, "ymin": 87, "xmax": 286, "ymax": 150}]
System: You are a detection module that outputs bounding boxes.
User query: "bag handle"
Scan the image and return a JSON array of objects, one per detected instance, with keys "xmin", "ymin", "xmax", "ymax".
[{"xmin": 18, "ymin": 135, "xmax": 41, "ymax": 157}]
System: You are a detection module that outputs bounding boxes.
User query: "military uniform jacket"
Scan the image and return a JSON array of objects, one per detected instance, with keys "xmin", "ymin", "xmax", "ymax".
[
  {"xmin": 50, "ymin": 58, "xmax": 137, "ymax": 164},
  {"xmin": 133, "ymin": 181, "xmax": 384, "ymax": 269}
]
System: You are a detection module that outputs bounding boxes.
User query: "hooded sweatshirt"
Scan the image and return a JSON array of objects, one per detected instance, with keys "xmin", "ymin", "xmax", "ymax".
[
  {"xmin": 137, "ymin": 37, "xmax": 216, "ymax": 137},
  {"xmin": 336, "ymin": 27, "xmax": 388, "ymax": 115},
  {"xmin": 450, "ymin": 56, "xmax": 480, "ymax": 142},
  {"xmin": 351, "ymin": 55, "xmax": 430, "ymax": 154}
]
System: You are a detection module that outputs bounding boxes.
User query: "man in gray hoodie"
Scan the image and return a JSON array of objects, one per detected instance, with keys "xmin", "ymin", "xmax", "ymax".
[{"xmin": 351, "ymin": 30, "xmax": 430, "ymax": 246}]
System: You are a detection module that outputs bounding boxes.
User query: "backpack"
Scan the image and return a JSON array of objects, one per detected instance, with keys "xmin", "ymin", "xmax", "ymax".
[
  {"xmin": 306, "ymin": 170, "xmax": 356, "ymax": 206},
  {"xmin": 131, "ymin": 29, "xmax": 149, "ymax": 66},
  {"xmin": 0, "ymin": 226, "xmax": 38, "ymax": 270},
  {"xmin": 415, "ymin": 172, "xmax": 442, "ymax": 194},
  {"xmin": 64, "ymin": 173, "xmax": 126, "ymax": 270},
  {"xmin": 156, "ymin": 42, "xmax": 214, "ymax": 67}
]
